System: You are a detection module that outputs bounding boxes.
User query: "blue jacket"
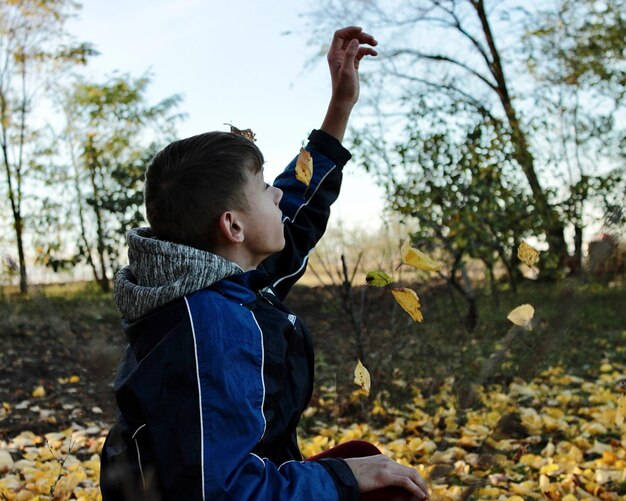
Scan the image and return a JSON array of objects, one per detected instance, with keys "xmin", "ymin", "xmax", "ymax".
[{"xmin": 100, "ymin": 130, "xmax": 359, "ymax": 500}]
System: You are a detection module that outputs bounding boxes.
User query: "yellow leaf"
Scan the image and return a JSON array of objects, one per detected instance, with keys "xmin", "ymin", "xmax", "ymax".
[
  {"xmin": 69, "ymin": 375, "xmax": 81, "ymax": 384},
  {"xmin": 517, "ymin": 240, "xmax": 539, "ymax": 267},
  {"xmin": 507, "ymin": 304, "xmax": 534, "ymax": 330},
  {"xmin": 616, "ymin": 394, "xmax": 626, "ymax": 426},
  {"xmin": 539, "ymin": 463, "xmax": 560, "ymax": 476},
  {"xmin": 365, "ymin": 270, "xmax": 394, "ymax": 287},
  {"xmin": 32, "ymin": 385, "xmax": 45, "ymax": 398},
  {"xmin": 391, "ymin": 287, "xmax": 424, "ymax": 322},
  {"xmin": 401, "ymin": 240, "xmax": 442, "ymax": 272},
  {"xmin": 295, "ymin": 148, "xmax": 313, "ymax": 187},
  {"xmin": 353, "ymin": 359, "xmax": 371, "ymax": 396}
]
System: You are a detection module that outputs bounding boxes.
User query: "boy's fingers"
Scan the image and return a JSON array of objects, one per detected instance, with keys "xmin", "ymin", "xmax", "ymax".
[
  {"xmin": 403, "ymin": 467, "xmax": 428, "ymax": 493},
  {"xmin": 356, "ymin": 47, "xmax": 378, "ymax": 61},
  {"xmin": 330, "ymin": 26, "xmax": 378, "ymax": 53},
  {"xmin": 389, "ymin": 474, "xmax": 429, "ymax": 499},
  {"xmin": 342, "ymin": 39, "xmax": 360, "ymax": 69}
]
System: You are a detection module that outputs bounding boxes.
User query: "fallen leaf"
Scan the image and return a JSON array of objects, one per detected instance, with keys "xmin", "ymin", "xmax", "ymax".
[
  {"xmin": 391, "ymin": 287, "xmax": 424, "ymax": 322},
  {"xmin": 32, "ymin": 385, "xmax": 45, "ymax": 398},
  {"xmin": 428, "ymin": 463, "xmax": 454, "ymax": 480},
  {"xmin": 295, "ymin": 147, "xmax": 313, "ymax": 187},
  {"xmin": 401, "ymin": 240, "xmax": 442, "ymax": 272},
  {"xmin": 353, "ymin": 359, "xmax": 371, "ymax": 396},
  {"xmin": 365, "ymin": 270, "xmax": 394, "ymax": 287},
  {"xmin": 492, "ymin": 412, "xmax": 529, "ymax": 440},
  {"xmin": 517, "ymin": 241, "xmax": 539, "ymax": 267},
  {"xmin": 616, "ymin": 394, "xmax": 626, "ymax": 426},
  {"xmin": 507, "ymin": 304, "xmax": 534, "ymax": 330}
]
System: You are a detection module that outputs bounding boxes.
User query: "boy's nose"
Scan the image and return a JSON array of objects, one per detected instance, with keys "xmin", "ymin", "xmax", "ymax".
[{"xmin": 273, "ymin": 186, "xmax": 283, "ymax": 205}]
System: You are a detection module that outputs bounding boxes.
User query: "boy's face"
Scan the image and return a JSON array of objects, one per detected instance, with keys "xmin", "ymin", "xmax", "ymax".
[{"xmin": 238, "ymin": 168, "xmax": 285, "ymax": 265}]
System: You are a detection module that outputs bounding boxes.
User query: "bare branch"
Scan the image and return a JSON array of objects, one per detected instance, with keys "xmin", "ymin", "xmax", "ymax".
[
  {"xmin": 382, "ymin": 66, "xmax": 498, "ymax": 121},
  {"xmin": 388, "ymin": 48, "xmax": 498, "ymax": 90}
]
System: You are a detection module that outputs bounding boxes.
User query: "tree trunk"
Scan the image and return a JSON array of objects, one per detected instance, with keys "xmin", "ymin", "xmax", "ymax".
[
  {"xmin": 1, "ymin": 142, "xmax": 28, "ymax": 293},
  {"xmin": 449, "ymin": 258, "xmax": 478, "ymax": 332},
  {"xmin": 472, "ymin": 0, "xmax": 568, "ymax": 272},
  {"xmin": 572, "ymin": 223, "xmax": 583, "ymax": 275},
  {"xmin": 486, "ymin": 260, "xmax": 500, "ymax": 307},
  {"xmin": 341, "ymin": 254, "xmax": 366, "ymax": 364},
  {"xmin": 15, "ymin": 215, "xmax": 28, "ymax": 293},
  {"xmin": 86, "ymin": 146, "xmax": 110, "ymax": 293},
  {"xmin": 70, "ymin": 144, "xmax": 101, "ymax": 285}
]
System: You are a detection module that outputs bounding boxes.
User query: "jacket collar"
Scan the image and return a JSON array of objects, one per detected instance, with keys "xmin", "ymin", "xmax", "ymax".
[{"xmin": 211, "ymin": 269, "xmax": 272, "ymax": 304}]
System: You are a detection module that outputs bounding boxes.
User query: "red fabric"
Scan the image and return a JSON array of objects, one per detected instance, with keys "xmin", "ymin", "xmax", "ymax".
[{"xmin": 306, "ymin": 440, "xmax": 418, "ymax": 501}]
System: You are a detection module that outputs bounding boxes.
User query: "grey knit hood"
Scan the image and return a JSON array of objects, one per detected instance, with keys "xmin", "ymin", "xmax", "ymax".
[{"xmin": 114, "ymin": 227, "xmax": 242, "ymax": 321}]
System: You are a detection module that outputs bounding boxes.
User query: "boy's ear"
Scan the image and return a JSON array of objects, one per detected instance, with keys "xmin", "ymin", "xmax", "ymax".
[{"xmin": 218, "ymin": 210, "xmax": 245, "ymax": 243}]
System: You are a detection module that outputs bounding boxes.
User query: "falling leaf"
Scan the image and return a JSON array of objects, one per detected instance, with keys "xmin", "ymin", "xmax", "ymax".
[
  {"xmin": 517, "ymin": 240, "xmax": 539, "ymax": 267},
  {"xmin": 391, "ymin": 287, "xmax": 424, "ymax": 322},
  {"xmin": 353, "ymin": 359, "xmax": 371, "ymax": 396},
  {"xmin": 365, "ymin": 270, "xmax": 394, "ymax": 287},
  {"xmin": 401, "ymin": 240, "xmax": 442, "ymax": 272},
  {"xmin": 295, "ymin": 147, "xmax": 313, "ymax": 187},
  {"xmin": 32, "ymin": 385, "xmax": 46, "ymax": 398},
  {"xmin": 507, "ymin": 304, "xmax": 534, "ymax": 330},
  {"xmin": 616, "ymin": 395, "xmax": 626, "ymax": 426}
]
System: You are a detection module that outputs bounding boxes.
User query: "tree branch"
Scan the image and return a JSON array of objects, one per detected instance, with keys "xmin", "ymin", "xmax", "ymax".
[{"xmin": 388, "ymin": 48, "xmax": 498, "ymax": 90}]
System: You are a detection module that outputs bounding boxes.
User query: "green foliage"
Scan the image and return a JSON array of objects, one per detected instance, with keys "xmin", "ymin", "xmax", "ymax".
[
  {"xmin": 41, "ymin": 74, "xmax": 184, "ymax": 290},
  {"xmin": 307, "ymin": 0, "xmax": 624, "ymax": 278},
  {"xmin": 355, "ymin": 103, "xmax": 541, "ymax": 292},
  {"xmin": 0, "ymin": 0, "xmax": 96, "ymax": 292}
]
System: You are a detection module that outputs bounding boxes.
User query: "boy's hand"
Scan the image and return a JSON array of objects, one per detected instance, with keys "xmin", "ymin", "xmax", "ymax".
[
  {"xmin": 327, "ymin": 26, "xmax": 378, "ymax": 106},
  {"xmin": 321, "ymin": 27, "xmax": 378, "ymax": 142},
  {"xmin": 344, "ymin": 455, "xmax": 429, "ymax": 499}
]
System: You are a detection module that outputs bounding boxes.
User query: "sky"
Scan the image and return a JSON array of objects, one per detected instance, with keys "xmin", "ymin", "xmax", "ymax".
[{"xmin": 65, "ymin": 0, "xmax": 386, "ymax": 230}]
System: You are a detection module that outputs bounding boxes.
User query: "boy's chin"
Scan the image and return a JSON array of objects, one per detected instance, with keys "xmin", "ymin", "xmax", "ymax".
[{"xmin": 274, "ymin": 239, "xmax": 287, "ymax": 253}]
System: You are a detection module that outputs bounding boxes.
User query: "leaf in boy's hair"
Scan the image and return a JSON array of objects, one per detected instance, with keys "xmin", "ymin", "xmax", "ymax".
[{"xmin": 225, "ymin": 123, "xmax": 256, "ymax": 142}]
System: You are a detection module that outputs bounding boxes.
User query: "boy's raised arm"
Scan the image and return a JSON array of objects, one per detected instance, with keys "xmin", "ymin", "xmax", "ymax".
[
  {"xmin": 320, "ymin": 27, "xmax": 378, "ymax": 143},
  {"xmin": 260, "ymin": 28, "xmax": 377, "ymax": 297}
]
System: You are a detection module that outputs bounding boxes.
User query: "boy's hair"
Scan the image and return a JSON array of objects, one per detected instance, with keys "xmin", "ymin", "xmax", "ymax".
[{"xmin": 145, "ymin": 132, "xmax": 264, "ymax": 251}]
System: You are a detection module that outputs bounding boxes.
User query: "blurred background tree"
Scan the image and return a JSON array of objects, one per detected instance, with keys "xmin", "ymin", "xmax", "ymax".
[
  {"xmin": 0, "ymin": 0, "xmax": 96, "ymax": 293},
  {"xmin": 37, "ymin": 74, "xmax": 184, "ymax": 292},
  {"xmin": 305, "ymin": 0, "xmax": 625, "ymax": 280}
]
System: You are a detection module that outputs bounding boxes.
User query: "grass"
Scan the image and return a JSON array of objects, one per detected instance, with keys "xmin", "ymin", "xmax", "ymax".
[
  {"xmin": 1, "ymin": 276, "xmax": 623, "ymax": 424},
  {"xmin": 286, "ymin": 276, "xmax": 625, "ymax": 423}
]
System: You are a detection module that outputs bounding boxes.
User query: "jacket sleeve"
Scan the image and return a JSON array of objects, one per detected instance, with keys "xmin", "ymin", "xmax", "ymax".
[
  {"xmin": 185, "ymin": 293, "xmax": 359, "ymax": 501},
  {"xmin": 259, "ymin": 129, "xmax": 351, "ymax": 300}
]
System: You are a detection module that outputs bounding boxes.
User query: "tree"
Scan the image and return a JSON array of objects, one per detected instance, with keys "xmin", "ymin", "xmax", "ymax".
[
  {"xmin": 56, "ymin": 74, "xmax": 183, "ymax": 291},
  {"xmin": 354, "ymin": 101, "xmax": 540, "ymax": 329},
  {"xmin": 305, "ymin": 0, "xmax": 624, "ymax": 276},
  {"xmin": 522, "ymin": 0, "xmax": 625, "ymax": 272},
  {"xmin": 0, "ymin": 0, "xmax": 95, "ymax": 292}
]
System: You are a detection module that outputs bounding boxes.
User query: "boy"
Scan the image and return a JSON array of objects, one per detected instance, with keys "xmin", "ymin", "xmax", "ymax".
[{"xmin": 100, "ymin": 27, "xmax": 428, "ymax": 500}]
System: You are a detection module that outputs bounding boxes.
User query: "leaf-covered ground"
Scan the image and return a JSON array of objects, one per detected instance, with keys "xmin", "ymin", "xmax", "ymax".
[{"xmin": 0, "ymin": 280, "xmax": 624, "ymax": 499}]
